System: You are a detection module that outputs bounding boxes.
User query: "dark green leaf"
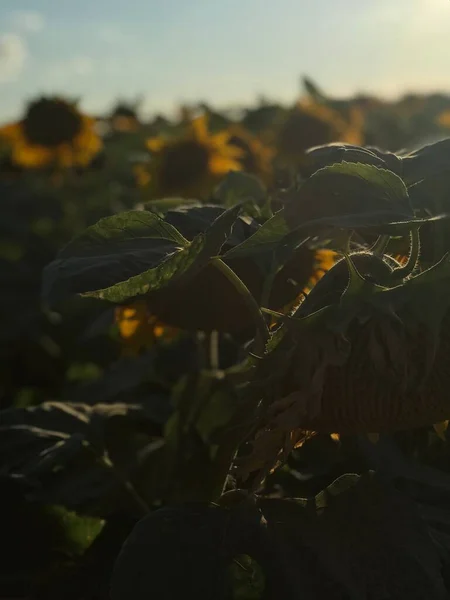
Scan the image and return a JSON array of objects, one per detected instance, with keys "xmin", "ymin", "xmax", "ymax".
[
  {"xmin": 402, "ymin": 138, "xmax": 450, "ymax": 184},
  {"xmin": 304, "ymin": 143, "xmax": 386, "ymax": 176},
  {"xmin": 224, "ymin": 210, "xmax": 288, "ymax": 260},
  {"xmin": 283, "ymin": 162, "xmax": 412, "ymax": 231},
  {"xmin": 43, "ymin": 205, "xmax": 241, "ymax": 306}
]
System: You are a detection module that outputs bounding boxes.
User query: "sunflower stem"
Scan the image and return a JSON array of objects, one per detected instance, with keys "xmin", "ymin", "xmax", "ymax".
[
  {"xmin": 370, "ymin": 234, "xmax": 391, "ymax": 256},
  {"xmin": 209, "ymin": 330, "xmax": 220, "ymax": 370},
  {"xmin": 392, "ymin": 228, "xmax": 421, "ymax": 281},
  {"xmin": 212, "ymin": 258, "xmax": 269, "ymax": 350}
]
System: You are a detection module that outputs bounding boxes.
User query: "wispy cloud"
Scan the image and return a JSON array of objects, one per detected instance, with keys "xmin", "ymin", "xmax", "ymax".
[
  {"xmin": 0, "ymin": 33, "xmax": 27, "ymax": 83},
  {"xmin": 10, "ymin": 10, "xmax": 46, "ymax": 33}
]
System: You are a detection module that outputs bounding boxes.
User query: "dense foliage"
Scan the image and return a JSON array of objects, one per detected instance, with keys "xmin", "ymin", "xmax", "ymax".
[{"xmin": 1, "ymin": 79, "xmax": 450, "ymax": 599}]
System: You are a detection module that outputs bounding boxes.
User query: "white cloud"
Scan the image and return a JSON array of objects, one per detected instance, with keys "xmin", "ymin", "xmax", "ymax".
[
  {"xmin": 0, "ymin": 33, "xmax": 27, "ymax": 83},
  {"xmin": 10, "ymin": 10, "xmax": 45, "ymax": 33}
]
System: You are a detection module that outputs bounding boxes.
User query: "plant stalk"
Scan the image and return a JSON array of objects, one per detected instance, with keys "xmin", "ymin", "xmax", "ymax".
[{"xmin": 212, "ymin": 258, "xmax": 270, "ymax": 349}]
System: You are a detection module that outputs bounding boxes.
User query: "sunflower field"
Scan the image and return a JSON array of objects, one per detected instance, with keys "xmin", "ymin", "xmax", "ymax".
[{"xmin": 2, "ymin": 77, "xmax": 450, "ymax": 600}]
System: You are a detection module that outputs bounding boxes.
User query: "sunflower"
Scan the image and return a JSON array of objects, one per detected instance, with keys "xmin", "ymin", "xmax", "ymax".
[
  {"xmin": 109, "ymin": 102, "xmax": 140, "ymax": 133},
  {"xmin": 225, "ymin": 125, "xmax": 274, "ymax": 185},
  {"xmin": 276, "ymin": 101, "xmax": 362, "ymax": 168},
  {"xmin": 146, "ymin": 115, "xmax": 243, "ymax": 199},
  {"xmin": 273, "ymin": 248, "xmax": 337, "ymax": 322},
  {"xmin": 0, "ymin": 97, "xmax": 102, "ymax": 169},
  {"xmin": 437, "ymin": 110, "xmax": 450, "ymax": 128},
  {"xmin": 115, "ymin": 301, "xmax": 179, "ymax": 356}
]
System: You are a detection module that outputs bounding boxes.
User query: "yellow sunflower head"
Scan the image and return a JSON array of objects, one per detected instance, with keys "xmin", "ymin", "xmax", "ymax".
[
  {"xmin": 115, "ymin": 300, "xmax": 178, "ymax": 356},
  {"xmin": 146, "ymin": 115, "xmax": 243, "ymax": 198},
  {"xmin": 110, "ymin": 102, "xmax": 140, "ymax": 132},
  {"xmin": 225, "ymin": 125, "xmax": 274, "ymax": 184},
  {"xmin": 437, "ymin": 110, "xmax": 450, "ymax": 128},
  {"xmin": 276, "ymin": 101, "xmax": 354, "ymax": 167},
  {"xmin": 0, "ymin": 96, "xmax": 102, "ymax": 169}
]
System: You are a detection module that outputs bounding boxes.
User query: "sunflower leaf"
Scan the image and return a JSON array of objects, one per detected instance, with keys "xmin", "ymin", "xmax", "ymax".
[
  {"xmin": 283, "ymin": 162, "xmax": 413, "ymax": 232},
  {"xmin": 43, "ymin": 205, "xmax": 241, "ymax": 306},
  {"xmin": 224, "ymin": 210, "xmax": 289, "ymax": 260},
  {"xmin": 303, "ymin": 143, "xmax": 388, "ymax": 176},
  {"xmin": 402, "ymin": 138, "xmax": 450, "ymax": 184}
]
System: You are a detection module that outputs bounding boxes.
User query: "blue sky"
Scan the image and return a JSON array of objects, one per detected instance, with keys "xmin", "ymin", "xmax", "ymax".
[{"xmin": 0, "ymin": 0, "xmax": 449, "ymax": 122}]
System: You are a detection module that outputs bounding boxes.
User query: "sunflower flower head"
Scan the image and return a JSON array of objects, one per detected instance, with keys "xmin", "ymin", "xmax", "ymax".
[
  {"xmin": 146, "ymin": 114, "xmax": 243, "ymax": 198},
  {"xmin": 225, "ymin": 125, "xmax": 274, "ymax": 184},
  {"xmin": 276, "ymin": 101, "xmax": 356, "ymax": 167},
  {"xmin": 0, "ymin": 96, "xmax": 102, "ymax": 169},
  {"xmin": 437, "ymin": 110, "xmax": 450, "ymax": 128},
  {"xmin": 110, "ymin": 102, "xmax": 140, "ymax": 132},
  {"xmin": 115, "ymin": 300, "xmax": 178, "ymax": 356},
  {"xmin": 272, "ymin": 248, "xmax": 337, "ymax": 324}
]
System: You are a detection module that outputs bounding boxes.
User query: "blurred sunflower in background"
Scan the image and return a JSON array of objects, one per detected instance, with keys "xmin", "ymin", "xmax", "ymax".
[
  {"xmin": 225, "ymin": 125, "xmax": 274, "ymax": 185},
  {"xmin": 109, "ymin": 99, "xmax": 141, "ymax": 133},
  {"xmin": 0, "ymin": 97, "xmax": 102, "ymax": 170},
  {"xmin": 272, "ymin": 248, "xmax": 337, "ymax": 323},
  {"xmin": 437, "ymin": 110, "xmax": 450, "ymax": 129},
  {"xmin": 275, "ymin": 100, "xmax": 362, "ymax": 169},
  {"xmin": 115, "ymin": 301, "xmax": 179, "ymax": 357},
  {"xmin": 145, "ymin": 115, "xmax": 243, "ymax": 199}
]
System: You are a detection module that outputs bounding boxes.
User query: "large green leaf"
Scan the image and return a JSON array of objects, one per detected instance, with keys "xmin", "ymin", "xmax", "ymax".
[
  {"xmin": 283, "ymin": 161, "xmax": 413, "ymax": 231},
  {"xmin": 163, "ymin": 203, "xmax": 258, "ymax": 246},
  {"xmin": 303, "ymin": 143, "xmax": 388, "ymax": 176},
  {"xmin": 224, "ymin": 210, "xmax": 289, "ymax": 260},
  {"xmin": 402, "ymin": 138, "xmax": 450, "ymax": 184},
  {"xmin": 43, "ymin": 205, "xmax": 241, "ymax": 306}
]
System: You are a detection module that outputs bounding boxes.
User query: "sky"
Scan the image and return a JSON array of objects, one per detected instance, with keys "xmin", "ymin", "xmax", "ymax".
[{"xmin": 0, "ymin": 0, "xmax": 449, "ymax": 123}]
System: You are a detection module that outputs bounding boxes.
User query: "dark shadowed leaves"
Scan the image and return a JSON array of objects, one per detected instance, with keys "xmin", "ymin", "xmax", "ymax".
[
  {"xmin": 0, "ymin": 401, "xmax": 162, "ymax": 517},
  {"xmin": 258, "ymin": 473, "xmax": 447, "ymax": 600}
]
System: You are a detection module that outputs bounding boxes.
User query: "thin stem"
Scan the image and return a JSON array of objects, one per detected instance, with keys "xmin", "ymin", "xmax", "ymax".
[
  {"xmin": 370, "ymin": 234, "xmax": 390, "ymax": 256},
  {"xmin": 99, "ymin": 452, "xmax": 150, "ymax": 516},
  {"xmin": 196, "ymin": 331, "xmax": 208, "ymax": 369},
  {"xmin": 212, "ymin": 258, "xmax": 270, "ymax": 348},
  {"xmin": 392, "ymin": 228, "xmax": 421, "ymax": 281},
  {"xmin": 209, "ymin": 330, "xmax": 220, "ymax": 370}
]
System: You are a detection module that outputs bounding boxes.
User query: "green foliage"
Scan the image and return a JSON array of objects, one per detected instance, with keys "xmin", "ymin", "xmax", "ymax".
[{"xmin": 2, "ymin": 102, "xmax": 450, "ymax": 599}]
